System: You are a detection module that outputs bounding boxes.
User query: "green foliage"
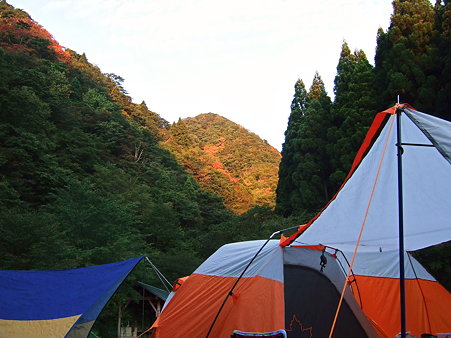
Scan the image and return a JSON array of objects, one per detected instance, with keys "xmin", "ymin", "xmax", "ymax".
[
  {"xmin": 0, "ymin": 1, "xmax": 30, "ymax": 19},
  {"xmin": 276, "ymin": 79, "xmax": 307, "ymax": 216},
  {"xmin": 276, "ymin": 73, "xmax": 332, "ymax": 216},
  {"xmin": 0, "ymin": 7, "xmax": 237, "ymax": 335},
  {"xmin": 130, "ymin": 101, "xmax": 169, "ymax": 140},
  {"xmin": 169, "ymin": 118, "xmax": 194, "ymax": 147},
  {"xmin": 413, "ymin": 242, "xmax": 451, "ymax": 291},
  {"xmin": 45, "ymin": 179, "xmax": 143, "ymax": 266},
  {"xmin": 198, "ymin": 205, "xmax": 311, "ymax": 258},
  {"xmin": 290, "ymin": 78, "xmax": 308, "ymax": 122},
  {"xmin": 0, "ymin": 209, "xmax": 69, "ymax": 269},
  {"xmin": 329, "ymin": 42, "xmax": 377, "ymax": 188},
  {"xmin": 434, "ymin": 0, "xmax": 451, "ymax": 119},
  {"xmin": 374, "ymin": 0, "xmax": 450, "ymax": 120}
]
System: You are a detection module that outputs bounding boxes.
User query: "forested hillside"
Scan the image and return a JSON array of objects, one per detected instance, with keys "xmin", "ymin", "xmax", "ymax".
[
  {"xmin": 0, "ymin": 0, "xmax": 244, "ymax": 315},
  {"xmin": 0, "ymin": 3, "xmax": 253, "ymax": 334},
  {"xmin": 164, "ymin": 113, "xmax": 280, "ymax": 214},
  {"xmin": 0, "ymin": 0, "xmax": 296, "ymax": 277},
  {"xmin": 0, "ymin": 5, "xmax": 300, "ymax": 330}
]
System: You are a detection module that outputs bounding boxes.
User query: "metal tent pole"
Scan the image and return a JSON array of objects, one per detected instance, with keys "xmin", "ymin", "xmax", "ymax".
[
  {"xmin": 396, "ymin": 107, "xmax": 406, "ymax": 338},
  {"xmin": 205, "ymin": 225, "xmax": 299, "ymax": 338}
]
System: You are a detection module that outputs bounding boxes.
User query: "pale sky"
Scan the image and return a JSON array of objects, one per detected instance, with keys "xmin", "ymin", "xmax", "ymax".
[{"xmin": 8, "ymin": 0, "xmax": 394, "ymax": 150}]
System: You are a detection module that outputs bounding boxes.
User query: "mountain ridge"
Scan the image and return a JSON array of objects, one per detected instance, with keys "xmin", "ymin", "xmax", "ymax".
[{"xmin": 163, "ymin": 112, "xmax": 280, "ymax": 214}]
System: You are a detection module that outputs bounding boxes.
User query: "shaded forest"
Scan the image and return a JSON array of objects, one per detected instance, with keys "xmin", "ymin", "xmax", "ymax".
[{"xmin": 0, "ymin": 0, "xmax": 450, "ymax": 336}]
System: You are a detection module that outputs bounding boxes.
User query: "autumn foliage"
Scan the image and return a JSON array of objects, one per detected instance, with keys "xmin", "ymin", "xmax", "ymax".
[
  {"xmin": 164, "ymin": 113, "xmax": 281, "ymax": 214},
  {"xmin": 0, "ymin": 16, "xmax": 70, "ymax": 62}
]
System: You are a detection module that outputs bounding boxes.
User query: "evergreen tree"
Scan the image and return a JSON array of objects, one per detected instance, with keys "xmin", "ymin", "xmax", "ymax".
[
  {"xmin": 276, "ymin": 73, "xmax": 332, "ymax": 216},
  {"xmin": 300, "ymin": 73, "xmax": 333, "ymax": 209},
  {"xmin": 276, "ymin": 79, "xmax": 308, "ymax": 216},
  {"xmin": 307, "ymin": 72, "xmax": 326, "ymax": 101},
  {"xmin": 329, "ymin": 42, "xmax": 377, "ymax": 188},
  {"xmin": 434, "ymin": 0, "xmax": 451, "ymax": 120},
  {"xmin": 130, "ymin": 101, "xmax": 168, "ymax": 139},
  {"xmin": 170, "ymin": 118, "xmax": 194, "ymax": 147},
  {"xmin": 333, "ymin": 42, "xmax": 355, "ymax": 109},
  {"xmin": 374, "ymin": 0, "xmax": 439, "ymax": 111}
]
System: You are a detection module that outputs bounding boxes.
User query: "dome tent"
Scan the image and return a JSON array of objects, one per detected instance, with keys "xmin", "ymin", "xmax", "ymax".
[
  {"xmin": 151, "ymin": 240, "xmax": 450, "ymax": 337},
  {"xmin": 152, "ymin": 240, "xmax": 380, "ymax": 337},
  {"xmin": 152, "ymin": 105, "xmax": 451, "ymax": 338}
]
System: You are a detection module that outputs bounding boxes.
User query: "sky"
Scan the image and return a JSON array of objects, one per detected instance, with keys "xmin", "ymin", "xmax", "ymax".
[{"xmin": 8, "ymin": 0, "xmax": 394, "ymax": 150}]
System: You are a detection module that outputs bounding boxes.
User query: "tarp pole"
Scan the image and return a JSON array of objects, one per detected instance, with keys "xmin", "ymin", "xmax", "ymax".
[
  {"xmin": 396, "ymin": 107, "xmax": 406, "ymax": 338},
  {"xmin": 118, "ymin": 304, "xmax": 122, "ymax": 338}
]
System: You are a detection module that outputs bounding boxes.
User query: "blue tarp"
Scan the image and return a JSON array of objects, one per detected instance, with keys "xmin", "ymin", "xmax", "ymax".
[{"xmin": 0, "ymin": 256, "xmax": 143, "ymax": 337}]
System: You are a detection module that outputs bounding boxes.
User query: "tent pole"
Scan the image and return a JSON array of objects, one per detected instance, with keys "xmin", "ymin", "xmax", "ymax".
[
  {"xmin": 205, "ymin": 225, "xmax": 299, "ymax": 338},
  {"xmin": 396, "ymin": 107, "xmax": 406, "ymax": 338}
]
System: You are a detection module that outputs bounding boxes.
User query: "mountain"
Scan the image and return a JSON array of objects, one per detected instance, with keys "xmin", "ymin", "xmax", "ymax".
[
  {"xmin": 0, "ymin": 2, "xmax": 288, "ymax": 334},
  {"xmin": 0, "ymin": 1, "xmax": 234, "ymax": 277},
  {"xmin": 163, "ymin": 113, "xmax": 281, "ymax": 214}
]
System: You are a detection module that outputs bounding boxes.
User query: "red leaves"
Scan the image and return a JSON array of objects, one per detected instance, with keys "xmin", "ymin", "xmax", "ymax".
[
  {"xmin": 211, "ymin": 161, "xmax": 223, "ymax": 170},
  {"xmin": 0, "ymin": 17, "xmax": 70, "ymax": 62}
]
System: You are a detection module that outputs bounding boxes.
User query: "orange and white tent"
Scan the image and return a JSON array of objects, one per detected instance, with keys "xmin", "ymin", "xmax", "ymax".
[
  {"xmin": 152, "ymin": 240, "xmax": 380, "ymax": 337},
  {"xmin": 152, "ymin": 105, "xmax": 451, "ymax": 338},
  {"xmin": 282, "ymin": 104, "xmax": 450, "ymax": 250}
]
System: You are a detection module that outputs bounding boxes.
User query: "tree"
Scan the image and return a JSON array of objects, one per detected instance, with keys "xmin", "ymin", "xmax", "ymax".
[
  {"xmin": 276, "ymin": 73, "xmax": 332, "ymax": 216},
  {"xmin": 374, "ymin": 0, "xmax": 439, "ymax": 112},
  {"xmin": 290, "ymin": 78, "xmax": 309, "ymax": 121},
  {"xmin": 45, "ymin": 179, "xmax": 143, "ymax": 266},
  {"xmin": 276, "ymin": 79, "xmax": 308, "ymax": 216},
  {"xmin": 0, "ymin": 208, "xmax": 70, "ymax": 269},
  {"xmin": 0, "ymin": 13, "xmax": 70, "ymax": 62},
  {"xmin": 295, "ymin": 75, "xmax": 333, "ymax": 211},
  {"xmin": 433, "ymin": 0, "xmax": 451, "ymax": 120},
  {"xmin": 329, "ymin": 42, "xmax": 377, "ymax": 188},
  {"xmin": 130, "ymin": 101, "xmax": 169, "ymax": 139},
  {"xmin": 0, "ymin": 1, "xmax": 30, "ymax": 19},
  {"xmin": 169, "ymin": 118, "xmax": 194, "ymax": 147}
]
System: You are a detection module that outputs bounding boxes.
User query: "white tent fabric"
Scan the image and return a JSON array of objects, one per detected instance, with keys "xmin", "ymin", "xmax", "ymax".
[
  {"xmin": 297, "ymin": 108, "xmax": 451, "ymax": 251},
  {"xmin": 404, "ymin": 107, "xmax": 451, "ymax": 162},
  {"xmin": 195, "ymin": 240, "xmax": 283, "ymax": 282},
  {"xmin": 336, "ymin": 248, "xmax": 436, "ymax": 280}
]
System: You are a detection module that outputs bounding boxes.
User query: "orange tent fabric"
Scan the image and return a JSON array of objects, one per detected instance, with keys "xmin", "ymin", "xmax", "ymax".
[
  {"xmin": 153, "ymin": 274, "xmax": 284, "ymax": 337},
  {"xmin": 355, "ymin": 276, "xmax": 451, "ymax": 337}
]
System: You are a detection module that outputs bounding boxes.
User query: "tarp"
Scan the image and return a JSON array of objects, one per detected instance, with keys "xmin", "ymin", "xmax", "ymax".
[
  {"xmin": 137, "ymin": 281, "xmax": 170, "ymax": 301},
  {"xmin": 0, "ymin": 256, "xmax": 143, "ymax": 338},
  {"xmin": 282, "ymin": 105, "xmax": 451, "ymax": 251}
]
